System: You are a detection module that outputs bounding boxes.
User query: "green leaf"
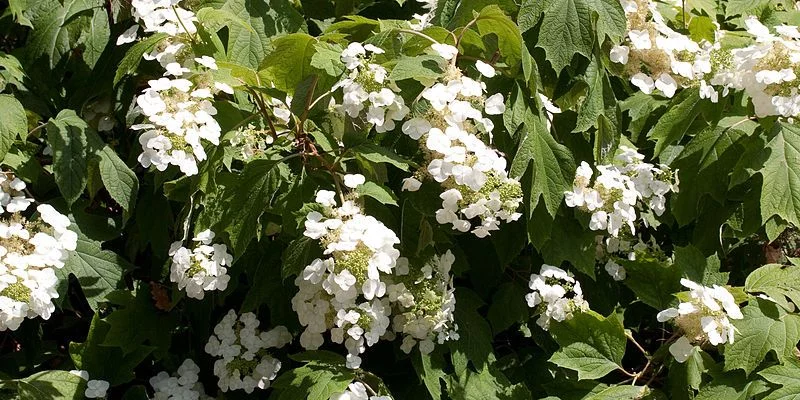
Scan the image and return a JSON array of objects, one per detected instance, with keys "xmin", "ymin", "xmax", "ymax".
[
  {"xmin": 487, "ymin": 282, "xmax": 529, "ymax": 335},
  {"xmin": 0, "ymin": 94, "xmax": 27, "ymax": 161},
  {"xmin": 725, "ymin": 0, "xmax": 771, "ymax": 17},
  {"xmin": 15, "ymin": 370, "xmax": 85, "ymax": 400},
  {"xmin": 510, "ymin": 112, "xmax": 575, "ymax": 217},
  {"xmin": 76, "ymin": 2, "xmax": 109, "ymax": 68},
  {"xmin": 757, "ymin": 122, "xmax": 800, "ymax": 231},
  {"xmin": 102, "ymin": 285, "xmax": 175, "ymax": 357},
  {"xmin": 70, "ymin": 313, "xmax": 153, "ymax": 385},
  {"xmin": 7, "ymin": 0, "xmax": 33, "ymax": 27},
  {"xmin": 574, "ymin": 55, "xmax": 618, "ymax": 135},
  {"xmin": 647, "ymin": 89, "xmax": 705, "ymax": 157},
  {"xmin": 760, "ymin": 358, "xmax": 800, "ymax": 387},
  {"xmin": 668, "ymin": 348, "xmax": 716, "ymax": 393},
  {"xmin": 97, "ymin": 146, "xmax": 139, "ymax": 212},
  {"xmin": 259, "ymin": 33, "xmax": 317, "ymax": 93},
  {"xmin": 535, "ymin": 213, "xmax": 598, "ymax": 279},
  {"xmin": 549, "ymin": 311, "xmax": 626, "ymax": 380},
  {"xmin": 356, "ymin": 181, "xmax": 399, "ymax": 206},
  {"xmin": 196, "ymin": 7, "xmax": 255, "ymax": 32},
  {"xmin": 473, "ymin": 6, "xmax": 524, "ymax": 73},
  {"xmin": 310, "ymin": 42, "xmax": 346, "ymax": 77},
  {"xmin": 57, "ymin": 234, "xmax": 129, "ymax": 310},
  {"xmin": 725, "ymin": 298, "xmax": 800, "ymax": 375},
  {"xmin": 619, "ymin": 255, "xmax": 681, "ymax": 310},
  {"xmin": 550, "ymin": 342, "xmax": 622, "ymax": 380},
  {"xmin": 114, "ymin": 33, "xmax": 169, "ymax": 85},
  {"xmin": 353, "ymin": 143, "xmax": 413, "ymax": 171},
  {"xmin": 271, "ymin": 360, "xmax": 356, "ymax": 400},
  {"xmin": 210, "ymin": 0, "xmax": 304, "ymax": 69},
  {"xmin": 695, "ymin": 370, "xmax": 771, "ymax": 400},
  {"xmin": 47, "ymin": 110, "xmax": 89, "ymax": 206},
  {"xmin": 447, "ymin": 364, "xmax": 532, "ymax": 400},
  {"xmin": 389, "ymin": 55, "xmax": 444, "ymax": 83},
  {"xmin": 536, "ymin": 0, "xmax": 626, "ymax": 72},
  {"xmin": 670, "ymin": 123, "xmax": 748, "ymax": 225},
  {"xmin": 282, "ymin": 236, "xmax": 323, "ymax": 279},
  {"xmin": 24, "ymin": 0, "xmax": 97, "ymax": 68},
  {"xmin": 449, "ymin": 289, "xmax": 494, "ymax": 370},
  {"xmin": 688, "ymin": 16, "xmax": 717, "ymax": 43},
  {"xmin": 745, "ymin": 264, "xmax": 800, "ymax": 312},
  {"xmin": 764, "ymin": 386, "xmax": 800, "ymax": 400},
  {"xmin": 222, "ymin": 159, "xmax": 284, "ymax": 253},
  {"xmin": 518, "ymin": 0, "xmax": 546, "ymax": 33},
  {"xmin": 412, "ymin": 350, "xmax": 447, "ymax": 400},
  {"xmin": 674, "ymin": 245, "xmax": 729, "ymax": 286},
  {"xmin": 583, "ymin": 385, "xmax": 650, "ymax": 399}
]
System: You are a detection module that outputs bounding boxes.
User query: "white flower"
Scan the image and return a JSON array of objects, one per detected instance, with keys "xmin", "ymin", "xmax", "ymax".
[
  {"xmin": 631, "ymin": 73, "xmax": 655, "ymax": 94},
  {"xmin": 628, "ymin": 30, "xmax": 652, "ymax": 49},
  {"xmin": 85, "ymin": 380, "xmax": 110, "ymax": 398},
  {"xmin": 316, "ymin": 190, "xmax": 338, "ymax": 207},
  {"xmin": 669, "ymin": 336, "xmax": 695, "ymax": 363},
  {"xmin": 610, "ymin": 45, "xmax": 630, "ymax": 64},
  {"xmin": 343, "ymin": 174, "xmax": 366, "ymax": 188},
  {"xmin": 475, "ymin": 60, "xmax": 496, "ymax": 78},
  {"xmin": 484, "ymin": 93, "xmax": 505, "ymax": 115},
  {"xmin": 116, "ymin": 25, "xmax": 139, "ymax": 45},
  {"xmin": 655, "ymin": 73, "xmax": 678, "ymax": 97},
  {"xmin": 431, "ymin": 43, "xmax": 458, "ymax": 60},
  {"xmin": 401, "ymin": 177, "xmax": 422, "ymax": 192},
  {"xmin": 604, "ymin": 260, "xmax": 626, "ymax": 281},
  {"xmin": 195, "ymin": 56, "xmax": 218, "ymax": 70}
]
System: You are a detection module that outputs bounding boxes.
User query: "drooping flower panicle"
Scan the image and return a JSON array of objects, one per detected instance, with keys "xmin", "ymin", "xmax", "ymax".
[
  {"xmin": 169, "ymin": 229, "xmax": 232, "ymax": 300},
  {"xmin": 0, "ymin": 173, "xmax": 77, "ymax": 331},
  {"xmin": 525, "ymin": 264, "xmax": 589, "ymax": 330},
  {"xmin": 205, "ymin": 310, "xmax": 292, "ymax": 393},
  {"xmin": 565, "ymin": 146, "xmax": 678, "ymax": 237}
]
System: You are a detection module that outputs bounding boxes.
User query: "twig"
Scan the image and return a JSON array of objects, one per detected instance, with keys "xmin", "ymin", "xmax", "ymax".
[{"xmin": 626, "ymin": 331, "xmax": 650, "ymax": 357}]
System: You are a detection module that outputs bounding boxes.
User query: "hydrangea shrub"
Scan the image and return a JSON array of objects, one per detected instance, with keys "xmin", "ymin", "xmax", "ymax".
[{"xmin": 1, "ymin": 0, "xmax": 800, "ymax": 398}]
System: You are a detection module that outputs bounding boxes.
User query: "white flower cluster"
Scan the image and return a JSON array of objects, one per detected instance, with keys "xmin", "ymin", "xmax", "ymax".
[
  {"xmin": 389, "ymin": 251, "xmax": 459, "ymax": 355},
  {"xmin": 69, "ymin": 370, "xmax": 109, "ymax": 399},
  {"xmin": 612, "ymin": 0, "xmax": 716, "ymax": 98},
  {"xmin": 712, "ymin": 17, "xmax": 800, "ymax": 117},
  {"xmin": 330, "ymin": 381, "xmax": 392, "ymax": 400},
  {"xmin": 149, "ymin": 359, "xmax": 213, "ymax": 400},
  {"xmin": 409, "ymin": 0, "xmax": 438, "ymax": 31},
  {"xmin": 565, "ymin": 146, "xmax": 678, "ymax": 237},
  {"xmin": 337, "ymin": 43, "xmax": 409, "ymax": 133},
  {"xmin": 168, "ymin": 229, "xmax": 232, "ymax": 300},
  {"xmin": 525, "ymin": 265, "xmax": 589, "ymax": 330},
  {"xmin": 119, "ymin": 0, "xmax": 198, "ymax": 45},
  {"xmin": 0, "ymin": 173, "xmax": 77, "ymax": 331},
  {"xmin": 228, "ymin": 98, "xmax": 290, "ymax": 160},
  {"xmin": 401, "ymin": 50, "xmax": 522, "ymax": 237},
  {"xmin": 293, "ymin": 188, "xmax": 400, "ymax": 369},
  {"xmin": 123, "ymin": 1, "xmax": 234, "ymax": 176},
  {"xmin": 204, "ymin": 310, "xmax": 292, "ymax": 393},
  {"xmin": 615, "ymin": 1, "xmax": 800, "ymax": 117},
  {"xmin": 134, "ymin": 72, "xmax": 232, "ymax": 175},
  {"xmin": 657, "ymin": 279, "xmax": 743, "ymax": 362},
  {"xmin": 594, "ymin": 234, "xmax": 664, "ymax": 281}
]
